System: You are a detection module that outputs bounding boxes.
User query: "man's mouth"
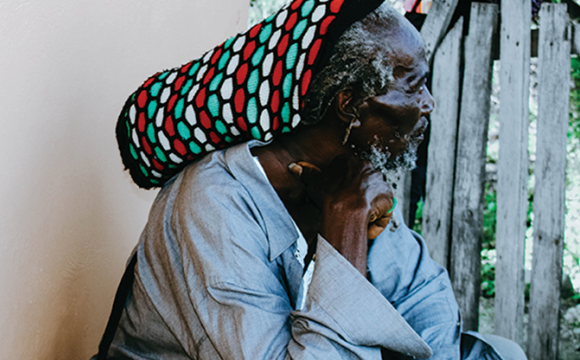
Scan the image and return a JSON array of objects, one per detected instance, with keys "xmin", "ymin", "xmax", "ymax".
[{"xmin": 410, "ymin": 117, "xmax": 428, "ymax": 143}]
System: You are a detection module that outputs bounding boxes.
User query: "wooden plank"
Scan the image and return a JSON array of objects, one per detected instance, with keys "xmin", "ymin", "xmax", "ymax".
[
  {"xmin": 527, "ymin": 4, "xmax": 570, "ymax": 360},
  {"xmin": 449, "ymin": 3, "xmax": 498, "ymax": 332},
  {"xmin": 422, "ymin": 17, "xmax": 463, "ymax": 269},
  {"xmin": 494, "ymin": 0, "xmax": 531, "ymax": 346},
  {"xmin": 572, "ymin": 22, "xmax": 580, "ymax": 54},
  {"xmin": 420, "ymin": 0, "xmax": 461, "ymax": 63},
  {"xmin": 393, "ymin": 171, "xmax": 412, "ymax": 226},
  {"xmin": 498, "ymin": 23, "xmax": 580, "ymax": 59}
]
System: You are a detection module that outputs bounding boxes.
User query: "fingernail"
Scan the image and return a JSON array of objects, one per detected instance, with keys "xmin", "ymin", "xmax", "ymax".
[{"xmin": 288, "ymin": 163, "xmax": 302, "ymax": 176}]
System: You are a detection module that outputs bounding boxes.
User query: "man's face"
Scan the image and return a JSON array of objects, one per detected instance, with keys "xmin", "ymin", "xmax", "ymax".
[{"xmin": 349, "ymin": 22, "xmax": 434, "ymax": 174}]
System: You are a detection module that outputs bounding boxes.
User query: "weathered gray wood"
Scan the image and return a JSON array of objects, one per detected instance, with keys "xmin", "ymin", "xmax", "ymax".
[
  {"xmin": 393, "ymin": 171, "xmax": 412, "ymax": 226},
  {"xmin": 421, "ymin": 0, "xmax": 461, "ymax": 63},
  {"xmin": 499, "ymin": 23, "xmax": 579, "ymax": 59},
  {"xmin": 422, "ymin": 17, "xmax": 463, "ymax": 269},
  {"xmin": 572, "ymin": 21, "xmax": 580, "ymax": 54},
  {"xmin": 494, "ymin": 0, "xmax": 531, "ymax": 345},
  {"xmin": 450, "ymin": 3, "xmax": 497, "ymax": 332},
  {"xmin": 527, "ymin": 4, "xmax": 570, "ymax": 360}
]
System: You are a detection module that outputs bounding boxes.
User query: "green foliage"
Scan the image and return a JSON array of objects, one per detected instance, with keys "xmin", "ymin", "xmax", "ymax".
[
  {"xmin": 481, "ymin": 258, "xmax": 496, "ymax": 298},
  {"xmin": 481, "ymin": 183, "xmax": 498, "ymax": 297},
  {"xmin": 248, "ymin": 0, "xmax": 288, "ymax": 26},
  {"xmin": 412, "ymin": 200, "xmax": 423, "ymax": 234},
  {"xmin": 482, "ymin": 183, "xmax": 497, "ymax": 250},
  {"xmin": 569, "ymin": 57, "xmax": 580, "ymax": 143}
]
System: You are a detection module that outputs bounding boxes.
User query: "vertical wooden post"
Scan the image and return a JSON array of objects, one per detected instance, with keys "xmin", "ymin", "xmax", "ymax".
[
  {"xmin": 494, "ymin": 0, "xmax": 531, "ymax": 345},
  {"xmin": 393, "ymin": 171, "xmax": 412, "ymax": 226},
  {"xmin": 450, "ymin": 3, "xmax": 497, "ymax": 332},
  {"xmin": 423, "ymin": 18, "xmax": 463, "ymax": 269},
  {"xmin": 420, "ymin": 0, "xmax": 461, "ymax": 63},
  {"xmin": 527, "ymin": 4, "xmax": 570, "ymax": 360}
]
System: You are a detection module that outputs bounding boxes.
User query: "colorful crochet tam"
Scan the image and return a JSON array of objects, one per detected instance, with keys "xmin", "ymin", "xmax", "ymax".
[{"xmin": 117, "ymin": 0, "xmax": 384, "ymax": 188}]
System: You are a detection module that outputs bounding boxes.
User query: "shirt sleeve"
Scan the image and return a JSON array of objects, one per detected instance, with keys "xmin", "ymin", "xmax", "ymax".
[
  {"xmin": 367, "ymin": 209, "xmax": 462, "ymax": 359},
  {"xmin": 290, "ymin": 235, "xmax": 432, "ymax": 359}
]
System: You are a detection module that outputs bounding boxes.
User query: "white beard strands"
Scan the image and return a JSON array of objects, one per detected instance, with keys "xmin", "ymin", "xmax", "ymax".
[
  {"xmin": 362, "ymin": 143, "xmax": 392, "ymax": 180},
  {"xmin": 360, "ymin": 141, "xmax": 420, "ymax": 233},
  {"xmin": 361, "ymin": 142, "xmax": 418, "ymax": 183}
]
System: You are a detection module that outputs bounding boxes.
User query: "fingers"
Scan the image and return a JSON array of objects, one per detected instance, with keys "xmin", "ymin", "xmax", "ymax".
[
  {"xmin": 288, "ymin": 161, "xmax": 325, "ymax": 207},
  {"xmin": 288, "ymin": 155, "xmax": 365, "ymax": 191},
  {"xmin": 288, "ymin": 162, "xmax": 303, "ymax": 177},
  {"xmin": 288, "ymin": 161, "xmax": 322, "ymax": 183},
  {"xmin": 367, "ymin": 194, "xmax": 395, "ymax": 240},
  {"xmin": 368, "ymin": 213, "xmax": 393, "ymax": 240}
]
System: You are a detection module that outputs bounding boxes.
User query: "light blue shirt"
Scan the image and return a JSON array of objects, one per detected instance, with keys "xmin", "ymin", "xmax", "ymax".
[{"xmin": 103, "ymin": 140, "xmax": 502, "ymax": 359}]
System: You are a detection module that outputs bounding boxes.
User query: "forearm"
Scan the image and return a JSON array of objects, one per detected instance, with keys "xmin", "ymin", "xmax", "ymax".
[{"xmin": 320, "ymin": 203, "xmax": 369, "ymax": 275}]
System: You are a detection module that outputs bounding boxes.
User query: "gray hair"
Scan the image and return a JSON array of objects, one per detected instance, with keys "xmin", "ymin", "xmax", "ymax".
[{"xmin": 301, "ymin": 3, "xmax": 402, "ymax": 124}]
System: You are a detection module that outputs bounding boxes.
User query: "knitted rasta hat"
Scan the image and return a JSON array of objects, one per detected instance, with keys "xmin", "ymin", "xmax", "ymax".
[{"xmin": 117, "ymin": 0, "xmax": 385, "ymax": 189}]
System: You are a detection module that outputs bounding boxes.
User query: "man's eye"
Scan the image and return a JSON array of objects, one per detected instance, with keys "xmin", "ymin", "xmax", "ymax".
[
  {"xmin": 408, "ymin": 84, "xmax": 423, "ymax": 93},
  {"xmin": 408, "ymin": 79, "xmax": 426, "ymax": 93}
]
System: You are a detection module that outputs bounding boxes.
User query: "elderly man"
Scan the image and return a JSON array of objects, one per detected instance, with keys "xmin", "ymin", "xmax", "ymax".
[{"xmin": 95, "ymin": 1, "xmax": 527, "ymax": 359}]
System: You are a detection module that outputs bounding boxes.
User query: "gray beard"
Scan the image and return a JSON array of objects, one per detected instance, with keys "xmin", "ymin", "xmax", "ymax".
[
  {"xmin": 360, "ymin": 142, "xmax": 418, "ymax": 183},
  {"xmin": 359, "ymin": 142, "xmax": 418, "ymax": 232}
]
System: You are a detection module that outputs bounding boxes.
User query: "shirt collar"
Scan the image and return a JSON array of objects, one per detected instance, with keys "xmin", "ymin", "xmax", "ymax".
[{"xmin": 224, "ymin": 140, "xmax": 299, "ymax": 262}]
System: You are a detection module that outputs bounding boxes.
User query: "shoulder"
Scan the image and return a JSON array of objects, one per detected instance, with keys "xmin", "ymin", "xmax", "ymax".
[
  {"xmin": 140, "ymin": 147, "xmax": 272, "ymax": 281},
  {"xmin": 158, "ymin": 148, "xmax": 266, "ymax": 237}
]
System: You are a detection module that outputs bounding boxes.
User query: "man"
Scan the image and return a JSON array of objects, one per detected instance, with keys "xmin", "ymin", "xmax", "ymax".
[{"xmin": 96, "ymin": 1, "xmax": 527, "ymax": 359}]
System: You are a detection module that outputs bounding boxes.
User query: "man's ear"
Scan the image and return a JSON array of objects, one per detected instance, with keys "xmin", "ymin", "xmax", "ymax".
[{"xmin": 334, "ymin": 89, "xmax": 361, "ymax": 128}]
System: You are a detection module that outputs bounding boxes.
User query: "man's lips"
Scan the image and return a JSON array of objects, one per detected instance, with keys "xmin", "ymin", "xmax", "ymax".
[{"xmin": 411, "ymin": 117, "xmax": 428, "ymax": 141}]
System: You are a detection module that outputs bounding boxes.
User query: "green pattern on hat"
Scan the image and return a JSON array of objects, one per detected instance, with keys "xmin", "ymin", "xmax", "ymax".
[{"xmin": 117, "ymin": 0, "xmax": 385, "ymax": 188}]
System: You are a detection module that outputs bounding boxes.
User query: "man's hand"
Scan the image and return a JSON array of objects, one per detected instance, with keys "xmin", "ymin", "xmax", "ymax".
[{"xmin": 288, "ymin": 155, "xmax": 394, "ymax": 274}]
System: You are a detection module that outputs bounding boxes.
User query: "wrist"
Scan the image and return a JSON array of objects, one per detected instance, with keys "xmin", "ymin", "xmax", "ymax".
[{"xmin": 320, "ymin": 204, "xmax": 369, "ymax": 274}]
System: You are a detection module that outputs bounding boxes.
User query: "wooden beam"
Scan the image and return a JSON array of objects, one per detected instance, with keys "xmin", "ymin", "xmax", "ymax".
[
  {"xmin": 527, "ymin": 4, "xmax": 570, "ymax": 360},
  {"xmin": 420, "ymin": 0, "xmax": 461, "ymax": 63},
  {"xmin": 494, "ymin": 0, "xmax": 531, "ymax": 346},
  {"xmin": 422, "ymin": 17, "xmax": 463, "ymax": 269},
  {"xmin": 450, "ymin": 2, "xmax": 498, "ymax": 332}
]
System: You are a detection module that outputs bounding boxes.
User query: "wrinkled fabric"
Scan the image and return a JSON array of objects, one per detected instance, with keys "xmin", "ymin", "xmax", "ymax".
[{"xmin": 98, "ymin": 140, "xmax": 503, "ymax": 359}]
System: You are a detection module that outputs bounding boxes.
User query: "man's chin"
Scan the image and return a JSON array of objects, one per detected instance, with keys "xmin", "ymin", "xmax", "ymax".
[{"xmin": 359, "ymin": 143, "xmax": 418, "ymax": 182}]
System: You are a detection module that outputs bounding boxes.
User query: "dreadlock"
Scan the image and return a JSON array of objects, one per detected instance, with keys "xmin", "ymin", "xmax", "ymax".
[{"xmin": 301, "ymin": 3, "xmax": 402, "ymax": 123}]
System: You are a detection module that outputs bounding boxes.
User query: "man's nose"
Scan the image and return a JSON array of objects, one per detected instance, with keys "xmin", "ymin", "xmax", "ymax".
[{"xmin": 421, "ymin": 87, "xmax": 435, "ymax": 116}]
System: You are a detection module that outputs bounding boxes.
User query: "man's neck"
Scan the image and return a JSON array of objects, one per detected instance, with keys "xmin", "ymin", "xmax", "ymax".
[
  {"xmin": 251, "ymin": 120, "xmax": 349, "ymax": 202},
  {"xmin": 250, "ymin": 119, "xmax": 352, "ymax": 242}
]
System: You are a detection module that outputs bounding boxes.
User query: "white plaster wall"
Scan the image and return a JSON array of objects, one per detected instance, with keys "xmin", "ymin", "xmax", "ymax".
[{"xmin": 0, "ymin": 1, "xmax": 248, "ymax": 358}]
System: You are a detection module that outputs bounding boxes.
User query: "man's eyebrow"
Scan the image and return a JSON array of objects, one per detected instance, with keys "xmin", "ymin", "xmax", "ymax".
[{"xmin": 396, "ymin": 65, "xmax": 414, "ymax": 72}]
